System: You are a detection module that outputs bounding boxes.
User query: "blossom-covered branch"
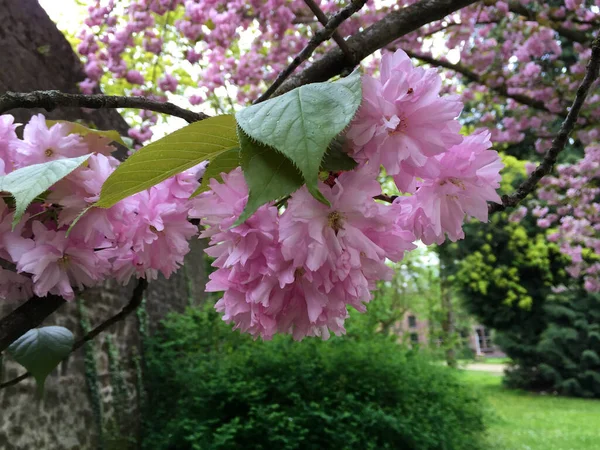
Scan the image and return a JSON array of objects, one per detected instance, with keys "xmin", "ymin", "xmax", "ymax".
[
  {"xmin": 489, "ymin": 37, "xmax": 600, "ymax": 214},
  {"xmin": 0, "ymin": 279, "xmax": 148, "ymax": 390},
  {"xmin": 255, "ymin": 0, "xmax": 368, "ymax": 103},
  {"xmin": 275, "ymin": 0, "xmax": 480, "ymax": 96},
  {"xmin": 0, "ymin": 91, "xmax": 209, "ymax": 123},
  {"xmin": 508, "ymin": 1, "xmax": 591, "ymax": 44},
  {"xmin": 403, "ymin": 50, "xmax": 561, "ymax": 116}
]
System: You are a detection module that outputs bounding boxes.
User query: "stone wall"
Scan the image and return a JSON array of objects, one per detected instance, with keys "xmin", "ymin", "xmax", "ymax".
[{"xmin": 0, "ymin": 239, "xmax": 207, "ymax": 450}]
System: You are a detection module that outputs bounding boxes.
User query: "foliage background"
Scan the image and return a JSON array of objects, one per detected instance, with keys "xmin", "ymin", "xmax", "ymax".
[{"xmin": 141, "ymin": 303, "xmax": 487, "ymax": 450}]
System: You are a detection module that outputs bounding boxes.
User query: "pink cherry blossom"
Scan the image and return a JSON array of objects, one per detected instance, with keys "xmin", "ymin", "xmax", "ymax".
[
  {"xmin": 0, "ymin": 115, "xmax": 18, "ymax": 174},
  {"xmin": 13, "ymin": 114, "xmax": 88, "ymax": 167},
  {"xmin": 4, "ymin": 222, "xmax": 110, "ymax": 300},
  {"xmin": 397, "ymin": 130, "xmax": 503, "ymax": 244},
  {"xmin": 346, "ymin": 49, "xmax": 463, "ymax": 190}
]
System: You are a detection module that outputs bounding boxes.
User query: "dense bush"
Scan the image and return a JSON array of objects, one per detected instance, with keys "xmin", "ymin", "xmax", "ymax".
[{"xmin": 142, "ymin": 304, "xmax": 486, "ymax": 450}]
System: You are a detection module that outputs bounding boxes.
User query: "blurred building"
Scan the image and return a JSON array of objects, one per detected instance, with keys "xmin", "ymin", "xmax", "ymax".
[{"xmin": 395, "ymin": 311, "xmax": 506, "ymax": 358}]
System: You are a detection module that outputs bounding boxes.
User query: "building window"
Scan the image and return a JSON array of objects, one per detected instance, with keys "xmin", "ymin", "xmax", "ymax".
[
  {"xmin": 408, "ymin": 315, "xmax": 417, "ymax": 328},
  {"xmin": 476, "ymin": 327, "xmax": 494, "ymax": 351},
  {"xmin": 410, "ymin": 333, "xmax": 419, "ymax": 344}
]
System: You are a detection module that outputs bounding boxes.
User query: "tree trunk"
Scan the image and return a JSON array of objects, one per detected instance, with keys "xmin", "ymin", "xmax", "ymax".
[
  {"xmin": 0, "ymin": 2, "xmax": 206, "ymax": 449},
  {"xmin": 440, "ymin": 263, "xmax": 457, "ymax": 368},
  {"xmin": 0, "ymin": 0, "xmax": 129, "ymax": 136}
]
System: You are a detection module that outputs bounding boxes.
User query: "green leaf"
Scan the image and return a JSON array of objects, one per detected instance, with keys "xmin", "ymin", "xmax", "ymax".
[
  {"xmin": 121, "ymin": 136, "xmax": 135, "ymax": 148},
  {"xmin": 235, "ymin": 70, "xmax": 361, "ymax": 204},
  {"xmin": 95, "ymin": 115, "xmax": 238, "ymax": 208},
  {"xmin": 47, "ymin": 120, "xmax": 127, "ymax": 147},
  {"xmin": 235, "ymin": 128, "xmax": 303, "ymax": 226},
  {"xmin": 7, "ymin": 326, "xmax": 74, "ymax": 396},
  {"xmin": 321, "ymin": 136, "xmax": 358, "ymax": 172},
  {"xmin": 191, "ymin": 147, "xmax": 240, "ymax": 198},
  {"xmin": 0, "ymin": 154, "xmax": 92, "ymax": 228}
]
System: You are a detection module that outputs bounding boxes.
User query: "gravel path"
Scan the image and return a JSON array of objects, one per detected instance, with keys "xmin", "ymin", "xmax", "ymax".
[{"xmin": 462, "ymin": 363, "xmax": 506, "ymax": 373}]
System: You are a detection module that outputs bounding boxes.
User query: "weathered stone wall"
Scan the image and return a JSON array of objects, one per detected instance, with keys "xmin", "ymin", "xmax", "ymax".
[{"xmin": 0, "ymin": 239, "xmax": 207, "ymax": 450}]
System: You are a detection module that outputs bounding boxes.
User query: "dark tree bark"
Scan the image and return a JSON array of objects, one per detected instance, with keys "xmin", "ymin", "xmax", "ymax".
[
  {"xmin": 440, "ymin": 263, "xmax": 457, "ymax": 368},
  {"xmin": 0, "ymin": 0, "xmax": 129, "ymax": 135}
]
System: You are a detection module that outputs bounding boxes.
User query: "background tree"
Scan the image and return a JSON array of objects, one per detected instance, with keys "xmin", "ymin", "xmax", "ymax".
[
  {"xmin": 346, "ymin": 247, "xmax": 440, "ymax": 339},
  {"xmin": 538, "ymin": 288, "xmax": 600, "ymax": 397}
]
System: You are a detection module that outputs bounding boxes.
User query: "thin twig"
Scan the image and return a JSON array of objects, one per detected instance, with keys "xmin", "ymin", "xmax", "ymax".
[
  {"xmin": 0, "ymin": 91, "xmax": 209, "ymax": 123},
  {"xmin": 489, "ymin": 37, "xmax": 600, "ymax": 214},
  {"xmin": 255, "ymin": 0, "xmax": 368, "ymax": 104},
  {"xmin": 72, "ymin": 278, "xmax": 148, "ymax": 351},
  {"xmin": 374, "ymin": 194, "xmax": 397, "ymax": 203},
  {"xmin": 0, "ymin": 279, "xmax": 148, "ymax": 389},
  {"xmin": 275, "ymin": 0, "xmax": 480, "ymax": 96},
  {"xmin": 303, "ymin": 0, "xmax": 352, "ymax": 57}
]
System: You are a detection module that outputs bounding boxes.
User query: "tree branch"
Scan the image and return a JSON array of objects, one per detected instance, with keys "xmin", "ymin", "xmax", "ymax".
[
  {"xmin": 402, "ymin": 49, "xmax": 563, "ymax": 117},
  {"xmin": 255, "ymin": 0, "xmax": 368, "ymax": 103},
  {"xmin": 0, "ymin": 294, "xmax": 66, "ymax": 353},
  {"xmin": 275, "ymin": 0, "xmax": 481, "ymax": 96},
  {"xmin": 374, "ymin": 194, "xmax": 397, "ymax": 203},
  {"xmin": 0, "ymin": 278, "xmax": 148, "ymax": 389},
  {"xmin": 0, "ymin": 91, "xmax": 209, "ymax": 123},
  {"xmin": 303, "ymin": 0, "xmax": 352, "ymax": 57},
  {"xmin": 489, "ymin": 37, "xmax": 600, "ymax": 214}
]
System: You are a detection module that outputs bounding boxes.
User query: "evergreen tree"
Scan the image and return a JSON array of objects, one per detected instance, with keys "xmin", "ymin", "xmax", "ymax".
[{"xmin": 538, "ymin": 289, "xmax": 600, "ymax": 398}]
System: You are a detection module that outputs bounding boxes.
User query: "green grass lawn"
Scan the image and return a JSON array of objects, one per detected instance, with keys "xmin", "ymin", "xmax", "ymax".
[
  {"xmin": 457, "ymin": 357, "xmax": 512, "ymax": 366},
  {"xmin": 462, "ymin": 371, "xmax": 600, "ymax": 450}
]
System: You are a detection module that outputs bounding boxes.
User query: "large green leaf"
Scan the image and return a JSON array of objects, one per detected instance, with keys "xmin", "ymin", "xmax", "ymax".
[
  {"xmin": 0, "ymin": 154, "xmax": 92, "ymax": 228},
  {"xmin": 191, "ymin": 147, "xmax": 240, "ymax": 198},
  {"xmin": 320, "ymin": 136, "xmax": 358, "ymax": 172},
  {"xmin": 235, "ymin": 128, "xmax": 303, "ymax": 226},
  {"xmin": 7, "ymin": 326, "xmax": 74, "ymax": 396},
  {"xmin": 95, "ymin": 115, "xmax": 238, "ymax": 208},
  {"xmin": 235, "ymin": 71, "xmax": 361, "ymax": 204},
  {"xmin": 47, "ymin": 120, "xmax": 127, "ymax": 147}
]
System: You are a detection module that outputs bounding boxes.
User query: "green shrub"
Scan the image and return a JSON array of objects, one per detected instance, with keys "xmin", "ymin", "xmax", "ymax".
[{"xmin": 142, "ymin": 305, "xmax": 487, "ymax": 450}]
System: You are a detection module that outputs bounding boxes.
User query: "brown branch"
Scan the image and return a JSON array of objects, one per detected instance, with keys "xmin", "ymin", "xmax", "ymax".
[
  {"xmin": 0, "ymin": 91, "xmax": 209, "ymax": 123},
  {"xmin": 374, "ymin": 194, "xmax": 397, "ymax": 203},
  {"xmin": 303, "ymin": 0, "xmax": 352, "ymax": 57},
  {"xmin": 403, "ymin": 49, "xmax": 563, "ymax": 117},
  {"xmin": 0, "ymin": 294, "xmax": 66, "ymax": 353},
  {"xmin": 275, "ymin": 0, "xmax": 481, "ymax": 96},
  {"xmin": 0, "ymin": 278, "xmax": 148, "ymax": 389},
  {"xmin": 255, "ymin": 0, "xmax": 368, "ymax": 104},
  {"xmin": 489, "ymin": 37, "xmax": 600, "ymax": 214}
]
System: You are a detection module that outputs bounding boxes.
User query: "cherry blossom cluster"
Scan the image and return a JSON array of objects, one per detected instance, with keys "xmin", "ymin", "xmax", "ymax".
[
  {"xmin": 0, "ymin": 114, "xmax": 203, "ymax": 301},
  {"xmin": 189, "ymin": 50, "xmax": 504, "ymax": 340},
  {"xmin": 523, "ymin": 144, "xmax": 600, "ymax": 293},
  {"xmin": 75, "ymin": 1, "xmax": 599, "ymax": 150}
]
